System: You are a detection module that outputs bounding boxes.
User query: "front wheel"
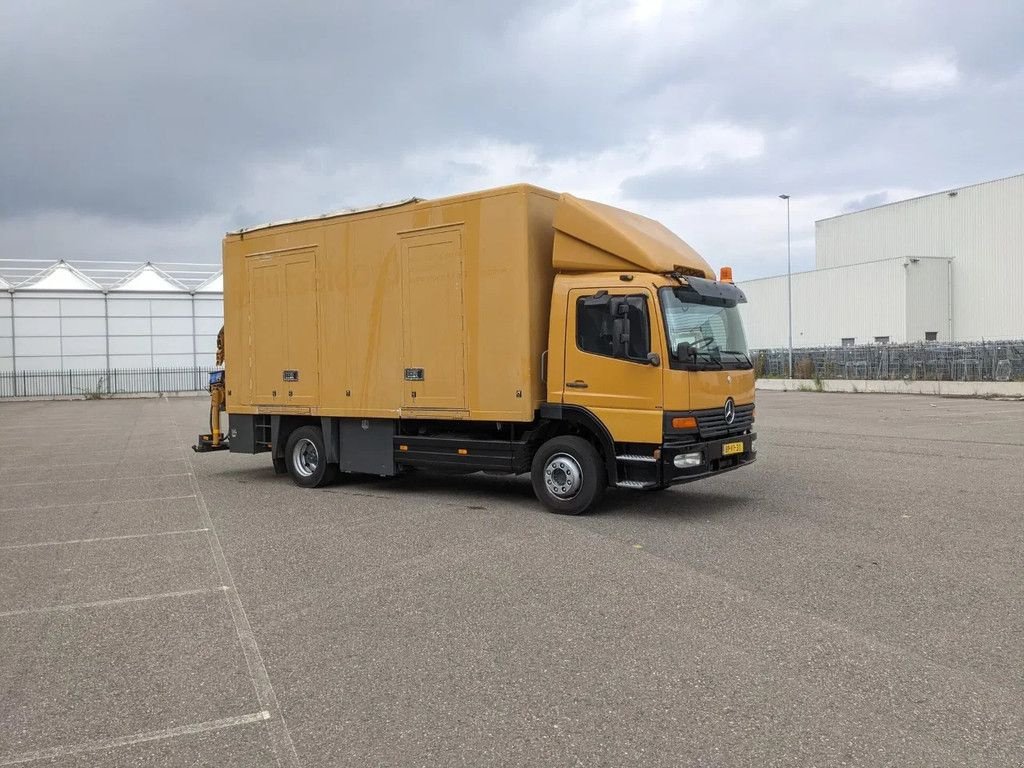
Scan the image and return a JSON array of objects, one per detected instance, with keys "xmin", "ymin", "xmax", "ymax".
[
  {"xmin": 284, "ymin": 425, "xmax": 338, "ymax": 488},
  {"xmin": 531, "ymin": 436, "xmax": 607, "ymax": 515}
]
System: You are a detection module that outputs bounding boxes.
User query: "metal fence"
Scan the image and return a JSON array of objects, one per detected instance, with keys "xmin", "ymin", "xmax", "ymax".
[
  {"xmin": 0, "ymin": 366, "xmax": 214, "ymax": 398},
  {"xmin": 754, "ymin": 340, "xmax": 1024, "ymax": 381}
]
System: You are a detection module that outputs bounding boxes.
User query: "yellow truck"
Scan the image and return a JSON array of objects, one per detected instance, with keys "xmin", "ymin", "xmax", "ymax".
[{"xmin": 194, "ymin": 184, "xmax": 756, "ymax": 514}]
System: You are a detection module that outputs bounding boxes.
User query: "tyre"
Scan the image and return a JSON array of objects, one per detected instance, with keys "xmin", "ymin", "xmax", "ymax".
[
  {"xmin": 531, "ymin": 435, "xmax": 607, "ymax": 515},
  {"xmin": 284, "ymin": 425, "xmax": 338, "ymax": 488}
]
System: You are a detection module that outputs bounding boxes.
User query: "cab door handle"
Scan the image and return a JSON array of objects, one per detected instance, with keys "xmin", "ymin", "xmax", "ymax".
[{"xmin": 566, "ymin": 380, "xmax": 589, "ymax": 389}]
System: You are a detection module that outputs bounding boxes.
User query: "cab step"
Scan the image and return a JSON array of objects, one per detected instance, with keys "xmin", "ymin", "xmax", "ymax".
[
  {"xmin": 616, "ymin": 480, "xmax": 659, "ymax": 489},
  {"xmin": 616, "ymin": 454, "xmax": 657, "ymax": 463}
]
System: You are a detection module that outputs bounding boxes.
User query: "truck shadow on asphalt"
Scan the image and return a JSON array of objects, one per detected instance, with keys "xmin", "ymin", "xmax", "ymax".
[
  {"xmin": 209, "ymin": 465, "xmax": 752, "ymax": 520},
  {"xmin": 596, "ymin": 488, "xmax": 752, "ymax": 520}
]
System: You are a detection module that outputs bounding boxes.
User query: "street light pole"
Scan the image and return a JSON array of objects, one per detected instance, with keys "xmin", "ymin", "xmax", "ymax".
[{"xmin": 779, "ymin": 194, "xmax": 793, "ymax": 378}]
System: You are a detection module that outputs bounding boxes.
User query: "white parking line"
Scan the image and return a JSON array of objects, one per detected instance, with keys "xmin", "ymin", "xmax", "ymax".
[
  {"xmin": 0, "ymin": 710, "xmax": 271, "ymax": 766},
  {"xmin": 3, "ymin": 472, "xmax": 191, "ymax": 488},
  {"xmin": 0, "ymin": 440, "xmax": 181, "ymax": 452},
  {"xmin": 166, "ymin": 398, "xmax": 302, "ymax": 768},
  {"xmin": 0, "ymin": 448, "xmax": 184, "ymax": 462},
  {"xmin": 0, "ymin": 422, "xmax": 172, "ymax": 430},
  {"xmin": 0, "ymin": 494, "xmax": 196, "ymax": 512},
  {"xmin": 0, "ymin": 528, "xmax": 209, "ymax": 551},
  {"xmin": 0, "ymin": 586, "xmax": 227, "ymax": 619},
  {"xmin": 0, "ymin": 460, "xmax": 187, "ymax": 473},
  {"xmin": 0, "ymin": 432, "xmax": 178, "ymax": 438}
]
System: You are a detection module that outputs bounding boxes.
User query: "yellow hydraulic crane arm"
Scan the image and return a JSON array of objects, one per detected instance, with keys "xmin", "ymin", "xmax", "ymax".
[
  {"xmin": 193, "ymin": 326, "xmax": 228, "ymax": 452},
  {"xmin": 215, "ymin": 326, "xmax": 225, "ymax": 366}
]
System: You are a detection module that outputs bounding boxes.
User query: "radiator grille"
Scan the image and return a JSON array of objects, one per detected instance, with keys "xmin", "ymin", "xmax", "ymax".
[{"xmin": 695, "ymin": 403, "xmax": 754, "ymax": 440}]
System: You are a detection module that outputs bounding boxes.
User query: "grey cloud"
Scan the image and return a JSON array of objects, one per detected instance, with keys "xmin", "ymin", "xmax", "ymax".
[
  {"xmin": 842, "ymin": 192, "xmax": 889, "ymax": 213},
  {"xmin": 0, "ymin": 0, "xmax": 551, "ymax": 221},
  {"xmin": 1, "ymin": 0, "xmax": 1023, "ymax": 274},
  {"xmin": 620, "ymin": 162, "xmax": 779, "ymax": 202}
]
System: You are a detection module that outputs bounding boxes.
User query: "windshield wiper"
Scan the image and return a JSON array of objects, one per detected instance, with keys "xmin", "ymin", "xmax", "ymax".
[
  {"xmin": 720, "ymin": 350, "xmax": 753, "ymax": 368},
  {"xmin": 693, "ymin": 350, "xmax": 723, "ymax": 369}
]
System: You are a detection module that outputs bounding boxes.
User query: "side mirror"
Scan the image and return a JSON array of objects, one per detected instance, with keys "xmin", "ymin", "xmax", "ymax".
[
  {"xmin": 676, "ymin": 342, "xmax": 696, "ymax": 363},
  {"xmin": 646, "ymin": 352, "xmax": 661, "ymax": 367},
  {"xmin": 610, "ymin": 299, "xmax": 630, "ymax": 358},
  {"xmin": 612, "ymin": 316, "xmax": 630, "ymax": 358}
]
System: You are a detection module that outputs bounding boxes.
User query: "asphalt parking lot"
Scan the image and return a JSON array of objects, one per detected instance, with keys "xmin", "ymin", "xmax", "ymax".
[{"xmin": 0, "ymin": 392, "xmax": 1021, "ymax": 767}]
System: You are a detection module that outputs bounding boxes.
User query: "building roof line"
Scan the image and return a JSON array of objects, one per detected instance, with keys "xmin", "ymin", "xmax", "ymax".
[
  {"xmin": 738, "ymin": 255, "xmax": 952, "ymax": 284},
  {"xmin": 19, "ymin": 259, "xmax": 104, "ymax": 290},
  {"xmin": 0, "ymin": 259, "xmax": 219, "ymax": 267},
  {"xmin": 0, "ymin": 259, "xmax": 220, "ymax": 290},
  {"xmin": 815, "ymin": 171, "xmax": 1024, "ymax": 224},
  {"xmin": 110, "ymin": 262, "xmax": 190, "ymax": 292},
  {"xmin": 0, "ymin": 266, "xmax": 217, "ymax": 275},
  {"xmin": 194, "ymin": 272, "xmax": 223, "ymax": 293}
]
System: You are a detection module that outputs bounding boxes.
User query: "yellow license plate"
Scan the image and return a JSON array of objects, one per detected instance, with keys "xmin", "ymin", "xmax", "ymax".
[{"xmin": 722, "ymin": 441, "xmax": 744, "ymax": 456}]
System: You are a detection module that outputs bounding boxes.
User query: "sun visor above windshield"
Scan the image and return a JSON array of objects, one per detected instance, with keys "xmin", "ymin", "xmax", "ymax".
[
  {"xmin": 681, "ymin": 276, "xmax": 747, "ymax": 303},
  {"xmin": 552, "ymin": 194, "xmax": 714, "ymax": 277}
]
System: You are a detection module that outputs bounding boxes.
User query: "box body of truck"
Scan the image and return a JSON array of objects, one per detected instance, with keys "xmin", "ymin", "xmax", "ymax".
[{"xmin": 223, "ymin": 185, "xmax": 556, "ymax": 423}]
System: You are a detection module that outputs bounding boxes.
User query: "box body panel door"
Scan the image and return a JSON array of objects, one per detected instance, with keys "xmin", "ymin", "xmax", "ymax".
[
  {"xmin": 247, "ymin": 249, "xmax": 320, "ymax": 407},
  {"xmin": 400, "ymin": 227, "xmax": 467, "ymax": 412}
]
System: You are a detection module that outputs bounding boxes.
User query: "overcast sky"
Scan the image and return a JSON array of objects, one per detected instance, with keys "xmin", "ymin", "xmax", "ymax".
[{"xmin": 2, "ymin": 0, "xmax": 1022, "ymax": 279}]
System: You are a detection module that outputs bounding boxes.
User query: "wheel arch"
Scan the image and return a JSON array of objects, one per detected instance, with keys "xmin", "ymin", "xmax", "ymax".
[
  {"xmin": 271, "ymin": 415, "xmax": 323, "ymax": 467},
  {"xmin": 537, "ymin": 403, "xmax": 618, "ymax": 483}
]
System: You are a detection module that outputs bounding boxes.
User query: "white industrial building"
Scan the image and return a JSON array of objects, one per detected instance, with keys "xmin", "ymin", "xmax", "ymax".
[
  {"xmin": 1, "ymin": 260, "xmax": 223, "ymax": 377},
  {"xmin": 739, "ymin": 173, "xmax": 1024, "ymax": 349}
]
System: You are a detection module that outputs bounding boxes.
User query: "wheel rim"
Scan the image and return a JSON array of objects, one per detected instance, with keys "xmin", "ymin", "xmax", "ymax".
[
  {"xmin": 292, "ymin": 437, "xmax": 319, "ymax": 478},
  {"xmin": 543, "ymin": 453, "xmax": 583, "ymax": 500}
]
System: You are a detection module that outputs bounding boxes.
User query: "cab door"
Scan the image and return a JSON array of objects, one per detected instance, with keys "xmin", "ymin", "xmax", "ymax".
[{"xmin": 562, "ymin": 288, "xmax": 664, "ymax": 444}]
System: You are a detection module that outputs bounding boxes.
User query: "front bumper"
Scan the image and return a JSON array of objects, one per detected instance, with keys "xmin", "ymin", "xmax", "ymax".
[{"xmin": 659, "ymin": 432, "xmax": 757, "ymax": 486}]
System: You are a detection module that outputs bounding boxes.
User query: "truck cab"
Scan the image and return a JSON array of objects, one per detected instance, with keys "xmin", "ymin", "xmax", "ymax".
[
  {"xmin": 542, "ymin": 271, "xmax": 755, "ymax": 503},
  {"xmin": 528, "ymin": 192, "xmax": 756, "ymax": 512}
]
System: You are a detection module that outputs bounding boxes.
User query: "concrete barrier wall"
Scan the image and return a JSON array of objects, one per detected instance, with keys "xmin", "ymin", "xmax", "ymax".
[{"xmin": 756, "ymin": 378, "xmax": 1024, "ymax": 399}]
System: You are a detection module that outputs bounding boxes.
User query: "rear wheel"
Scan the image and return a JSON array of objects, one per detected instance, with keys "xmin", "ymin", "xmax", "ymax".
[
  {"xmin": 531, "ymin": 436, "xmax": 606, "ymax": 515},
  {"xmin": 285, "ymin": 425, "xmax": 337, "ymax": 488}
]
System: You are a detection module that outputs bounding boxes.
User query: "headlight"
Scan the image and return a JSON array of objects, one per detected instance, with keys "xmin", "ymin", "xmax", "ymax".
[{"xmin": 673, "ymin": 452, "xmax": 703, "ymax": 468}]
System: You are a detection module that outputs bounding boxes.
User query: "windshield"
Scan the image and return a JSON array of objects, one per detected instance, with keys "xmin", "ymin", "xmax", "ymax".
[{"xmin": 659, "ymin": 287, "xmax": 750, "ymax": 369}]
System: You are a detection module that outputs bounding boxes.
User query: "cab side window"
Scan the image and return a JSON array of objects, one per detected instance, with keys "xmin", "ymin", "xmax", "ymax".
[
  {"xmin": 576, "ymin": 295, "xmax": 651, "ymax": 361},
  {"xmin": 577, "ymin": 298, "xmax": 614, "ymax": 356}
]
